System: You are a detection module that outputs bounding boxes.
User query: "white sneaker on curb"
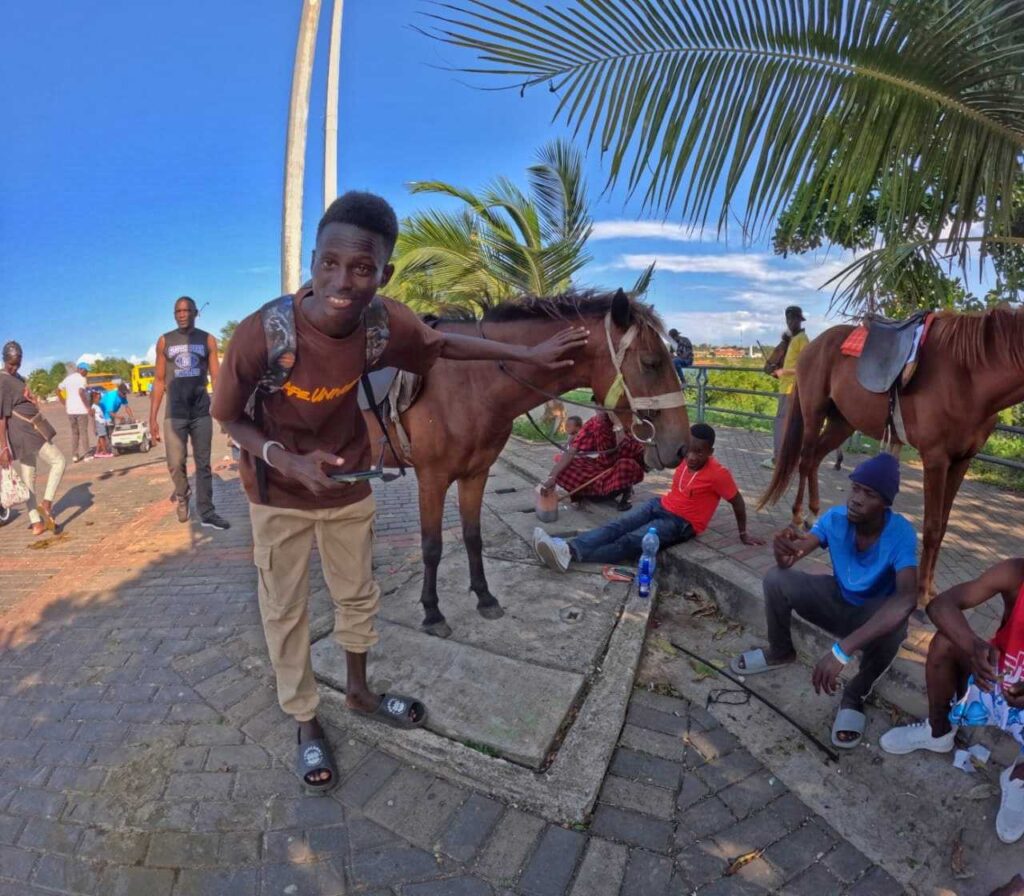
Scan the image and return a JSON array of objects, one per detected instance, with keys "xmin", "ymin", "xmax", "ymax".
[
  {"xmin": 879, "ymin": 720, "xmax": 956, "ymax": 755},
  {"xmin": 997, "ymin": 763, "xmax": 1024, "ymax": 844},
  {"xmin": 533, "ymin": 527, "xmax": 571, "ymax": 573}
]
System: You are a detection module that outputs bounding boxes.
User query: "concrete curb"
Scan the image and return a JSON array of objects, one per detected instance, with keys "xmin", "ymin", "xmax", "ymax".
[
  {"xmin": 314, "ymin": 583, "xmax": 654, "ymax": 824},
  {"xmin": 503, "ymin": 433, "xmax": 929, "ymax": 719},
  {"xmin": 657, "ymin": 545, "xmax": 929, "ymax": 719}
]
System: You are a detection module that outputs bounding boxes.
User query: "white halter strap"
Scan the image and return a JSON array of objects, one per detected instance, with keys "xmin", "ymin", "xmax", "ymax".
[{"xmin": 603, "ymin": 313, "xmax": 687, "ymax": 413}]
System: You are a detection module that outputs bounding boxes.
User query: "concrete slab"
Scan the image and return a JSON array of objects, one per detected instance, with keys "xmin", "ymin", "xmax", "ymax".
[
  {"xmin": 376, "ymin": 553, "xmax": 627, "ymax": 675},
  {"xmin": 313, "ymin": 578, "xmax": 654, "ymax": 822},
  {"xmin": 311, "ymin": 620, "xmax": 585, "ymax": 768},
  {"xmin": 305, "ymin": 456, "xmax": 654, "ymax": 821}
]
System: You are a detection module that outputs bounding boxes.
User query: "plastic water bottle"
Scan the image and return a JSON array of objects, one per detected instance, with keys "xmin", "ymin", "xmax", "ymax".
[{"xmin": 637, "ymin": 527, "xmax": 660, "ymax": 599}]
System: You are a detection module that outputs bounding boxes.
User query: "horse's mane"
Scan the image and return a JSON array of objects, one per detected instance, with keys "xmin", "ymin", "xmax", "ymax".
[
  {"xmin": 931, "ymin": 305, "xmax": 1024, "ymax": 369},
  {"xmin": 479, "ymin": 290, "xmax": 664, "ymax": 331}
]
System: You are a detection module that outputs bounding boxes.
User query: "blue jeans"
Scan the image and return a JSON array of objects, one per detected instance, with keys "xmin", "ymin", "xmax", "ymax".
[
  {"xmin": 568, "ymin": 498, "xmax": 695, "ymax": 564},
  {"xmin": 672, "ymin": 358, "xmax": 687, "ymax": 385}
]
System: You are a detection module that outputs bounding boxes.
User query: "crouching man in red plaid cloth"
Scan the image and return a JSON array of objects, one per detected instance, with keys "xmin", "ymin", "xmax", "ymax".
[
  {"xmin": 540, "ymin": 408, "xmax": 646, "ymax": 511},
  {"xmin": 534, "ymin": 423, "xmax": 764, "ymax": 571}
]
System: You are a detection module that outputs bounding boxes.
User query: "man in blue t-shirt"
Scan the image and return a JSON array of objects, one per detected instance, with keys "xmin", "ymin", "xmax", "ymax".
[
  {"xmin": 731, "ymin": 453, "xmax": 918, "ymax": 749},
  {"xmin": 98, "ymin": 383, "xmax": 133, "ymax": 424}
]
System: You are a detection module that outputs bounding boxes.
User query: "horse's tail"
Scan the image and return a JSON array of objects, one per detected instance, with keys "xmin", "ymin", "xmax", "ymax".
[{"xmin": 758, "ymin": 386, "xmax": 804, "ymax": 510}]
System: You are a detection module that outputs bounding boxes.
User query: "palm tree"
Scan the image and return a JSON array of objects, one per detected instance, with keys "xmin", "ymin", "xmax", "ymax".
[
  {"xmin": 390, "ymin": 139, "xmax": 594, "ymax": 314},
  {"xmin": 281, "ymin": 0, "xmax": 322, "ymax": 294},
  {"xmin": 323, "ymin": 0, "xmax": 345, "ymax": 209},
  {"xmin": 423, "ymin": 0, "xmax": 1024, "ymax": 310}
]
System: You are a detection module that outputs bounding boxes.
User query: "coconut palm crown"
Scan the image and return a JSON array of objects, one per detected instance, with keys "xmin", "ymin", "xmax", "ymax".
[
  {"xmin": 423, "ymin": 0, "xmax": 1024, "ymax": 310},
  {"xmin": 390, "ymin": 139, "xmax": 594, "ymax": 314}
]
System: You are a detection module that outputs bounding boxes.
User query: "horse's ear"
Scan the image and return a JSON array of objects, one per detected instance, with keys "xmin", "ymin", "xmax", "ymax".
[{"xmin": 611, "ymin": 288, "xmax": 631, "ymax": 329}]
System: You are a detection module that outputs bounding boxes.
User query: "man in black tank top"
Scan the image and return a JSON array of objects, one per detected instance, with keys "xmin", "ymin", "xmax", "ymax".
[{"xmin": 149, "ymin": 296, "xmax": 230, "ymax": 529}]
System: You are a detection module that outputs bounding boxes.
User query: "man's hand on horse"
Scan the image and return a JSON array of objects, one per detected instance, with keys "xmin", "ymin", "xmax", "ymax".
[
  {"xmin": 275, "ymin": 448, "xmax": 349, "ymax": 497},
  {"xmin": 527, "ymin": 328, "xmax": 590, "ymax": 369}
]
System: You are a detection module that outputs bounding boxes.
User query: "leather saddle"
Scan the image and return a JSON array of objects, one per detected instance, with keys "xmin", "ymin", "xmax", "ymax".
[{"xmin": 856, "ymin": 310, "xmax": 930, "ymax": 393}]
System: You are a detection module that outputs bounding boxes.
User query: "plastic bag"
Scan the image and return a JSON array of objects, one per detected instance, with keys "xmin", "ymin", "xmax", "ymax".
[{"xmin": 0, "ymin": 465, "xmax": 30, "ymax": 507}]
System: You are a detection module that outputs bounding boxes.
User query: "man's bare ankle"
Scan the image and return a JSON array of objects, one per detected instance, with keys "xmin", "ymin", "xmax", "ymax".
[{"xmin": 929, "ymin": 720, "xmax": 952, "ymax": 739}]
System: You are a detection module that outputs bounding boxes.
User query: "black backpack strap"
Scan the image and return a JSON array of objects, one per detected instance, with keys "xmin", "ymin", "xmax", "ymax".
[
  {"xmin": 361, "ymin": 296, "xmax": 404, "ymax": 476},
  {"xmin": 361, "ymin": 373, "xmax": 406, "ymax": 476},
  {"xmin": 251, "ymin": 294, "xmax": 297, "ymax": 503}
]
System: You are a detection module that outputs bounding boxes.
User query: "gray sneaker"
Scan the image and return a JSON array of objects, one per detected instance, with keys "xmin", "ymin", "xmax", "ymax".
[
  {"xmin": 176, "ymin": 502, "xmax": 190, "ymax": 523},
  {"xmin": 533, "ymin": 527, "xmax": 571, "ymax": 572},
  {"xmin": 200, "ymin": 513, "xmax": 230, "ymax": 531}
]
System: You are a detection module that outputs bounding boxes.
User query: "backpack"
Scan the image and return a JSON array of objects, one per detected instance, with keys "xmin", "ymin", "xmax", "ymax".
[
  {"xmin": 674, "ymin": 335, "xmax": 694, "ymax": 368},
  {"xmin": 250, "ymin": 292, "xmax": 403, "ymax": 502}
]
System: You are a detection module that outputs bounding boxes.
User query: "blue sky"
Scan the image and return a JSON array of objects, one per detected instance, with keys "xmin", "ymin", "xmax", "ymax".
[{"xmin": 1, "ymin": 1, "xmax": 970, "ymax": 373}]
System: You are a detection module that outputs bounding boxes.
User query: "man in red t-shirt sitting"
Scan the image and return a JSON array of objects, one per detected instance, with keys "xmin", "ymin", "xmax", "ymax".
[{"xmin": 534, "ymin": 423, "xmax": 763, "ymax": 571}]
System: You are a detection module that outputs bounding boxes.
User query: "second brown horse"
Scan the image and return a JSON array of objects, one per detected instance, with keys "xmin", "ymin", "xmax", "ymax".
[
  {"xmin": 760, "ymin": 306, "xmax": 1024, "ymax": 602},
  {"xmin": 364, "ymin": 289, "xmax": 691, "ymax": 636}
]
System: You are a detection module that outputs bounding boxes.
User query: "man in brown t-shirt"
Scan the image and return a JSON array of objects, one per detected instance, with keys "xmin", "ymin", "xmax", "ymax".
[{"xmin": 213, "ymin": 191, "xmax": 586, "ymax": 793}]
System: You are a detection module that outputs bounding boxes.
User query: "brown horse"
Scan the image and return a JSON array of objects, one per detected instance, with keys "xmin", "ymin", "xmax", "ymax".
[
  {"xmin": 364, "ymin": 289, "xmax": 691, "ymax": 636},
  {"xmin": 760, "ymin": 306, "xmax": 1024, "ymax": 601}
]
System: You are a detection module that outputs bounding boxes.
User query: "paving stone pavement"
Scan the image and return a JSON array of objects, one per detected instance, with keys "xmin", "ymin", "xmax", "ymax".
[{"xmin": 1, "ymin": 404, "xmax": 906, "ymax": 893}]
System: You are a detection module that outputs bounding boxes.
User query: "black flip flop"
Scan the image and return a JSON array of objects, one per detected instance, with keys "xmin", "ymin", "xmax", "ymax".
[
  {"xmin": 354, "ymin": 693, "xmax": 427, "ymax": 730},
  {"xmin": 296, "ymin": 730, "xmax": 339, "ymax": 796}
]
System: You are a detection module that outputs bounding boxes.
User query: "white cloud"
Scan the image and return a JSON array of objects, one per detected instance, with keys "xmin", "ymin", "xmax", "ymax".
[
  {"xmin": 591, "ymin": 220, "xmax": 714, "ymax": 242},
  {"xmin": 613, "ymin": 251, "xmax": 859, "ymax": 293}
]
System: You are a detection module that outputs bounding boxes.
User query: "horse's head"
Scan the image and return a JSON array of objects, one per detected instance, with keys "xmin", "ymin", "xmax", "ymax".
[{"xmin": 590, "ymin": 289, "xmax": 690, "ymax": 470}]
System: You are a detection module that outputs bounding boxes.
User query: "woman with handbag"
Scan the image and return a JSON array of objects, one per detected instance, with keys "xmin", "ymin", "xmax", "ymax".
[{"xmin": 0, "ymin": 341, "xmax": 66, "ymax": 536}]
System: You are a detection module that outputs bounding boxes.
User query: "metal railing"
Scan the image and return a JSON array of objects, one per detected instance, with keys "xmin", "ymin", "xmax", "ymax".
[{"xmin": 686, "ymin": 364, "xmax": 1024, "ymax": 472}]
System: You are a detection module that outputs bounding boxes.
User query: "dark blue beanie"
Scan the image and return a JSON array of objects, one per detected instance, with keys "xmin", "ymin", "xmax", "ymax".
[{"xmin": 849, "ymin": 453, "xmax": 900, "ymax": 505}]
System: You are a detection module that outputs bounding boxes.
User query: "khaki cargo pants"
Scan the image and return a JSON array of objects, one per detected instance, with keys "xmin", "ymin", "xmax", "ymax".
[{"xmin": 249, "ymin": 494, "xmax": 379, "ymax": 722}]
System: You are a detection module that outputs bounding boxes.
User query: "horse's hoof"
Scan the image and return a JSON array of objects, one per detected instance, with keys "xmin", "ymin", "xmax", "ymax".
[
  {"xmin": 477, "ymin": 602, "xmax": 504, "ymax": 621},
  {"xmin": 422, "ymin": 620, "xmax": 453, "ymax": 639}
]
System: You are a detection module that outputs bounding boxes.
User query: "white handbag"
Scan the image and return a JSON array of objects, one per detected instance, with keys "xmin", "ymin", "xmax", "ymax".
[{"xmin": 0, "ymin": 464, "xmax": 30, "ymax": 507}]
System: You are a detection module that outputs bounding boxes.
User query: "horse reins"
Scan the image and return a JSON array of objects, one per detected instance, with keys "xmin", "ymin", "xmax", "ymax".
[{"xmin": 479, "ymin": 312, "xmax": 687, "ymax": 461}]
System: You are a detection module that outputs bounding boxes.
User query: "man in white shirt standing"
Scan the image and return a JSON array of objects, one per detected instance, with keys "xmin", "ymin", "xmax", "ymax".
[{"xmin": 58, "ymin": 361, "xmax": 91, "ymax": 462}]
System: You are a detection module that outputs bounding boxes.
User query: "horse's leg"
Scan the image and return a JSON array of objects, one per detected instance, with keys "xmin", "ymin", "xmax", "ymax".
[
  {"xmin": 927, "ymin": 455, "xmax": 972, "ymax": 597},
  {"xmin": 918, "ymin": 456, "xmax": 950, "ymax": 607},
  {"xmin": 456, "ymin": 472, "xmax": 504, "ymax": 620},
  {"xmin": 791, "ymin": 404, "xmax": 828, "ymax": 528},
  {"xmin": 417, "ymin": 472, "xmax": 453, "ymax": 638},
  {"xmin": 808, "ymin": 417, "xmax": 853, "ymax": 520}
]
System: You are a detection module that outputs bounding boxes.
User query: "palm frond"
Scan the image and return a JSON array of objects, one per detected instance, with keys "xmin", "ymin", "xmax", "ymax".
[
  {"xmin": 527, "ymin": 138, "xmax": 592, "ymax": 247},
  {"xmin": 630, "ymin": 260, "xmax": 656, "ymax": 298},
  {"xmin": 423, "ymin": 0, "xmax": 1024, "ymax": 302}
]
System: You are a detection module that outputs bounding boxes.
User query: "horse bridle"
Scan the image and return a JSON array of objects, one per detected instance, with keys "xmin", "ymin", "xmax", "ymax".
[{"xmin": 483, "ymin": 312, "xmax": 687, "ymax": 453}]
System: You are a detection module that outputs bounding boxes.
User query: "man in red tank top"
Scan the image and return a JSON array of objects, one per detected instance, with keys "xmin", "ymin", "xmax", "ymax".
[{"xmin": 880, "ymin": 558, "xmax": 1024, "ymax": 844}]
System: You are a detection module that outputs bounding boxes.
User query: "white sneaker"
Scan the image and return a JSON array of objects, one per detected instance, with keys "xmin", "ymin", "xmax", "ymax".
[
  {"xmin": 760, "ymin": 458, "xmax": 775, "ymax": 469},
  {"xmin": 997, "ymin": 763, "xmax": 1024, "ymax": 844},
  {"xmin": 879, "ymin": 720, "xmax": 956, "ymax": 755},
  {"xmin": 533, "ymin": 527, "xmax": 571, "ymax": 573}
]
